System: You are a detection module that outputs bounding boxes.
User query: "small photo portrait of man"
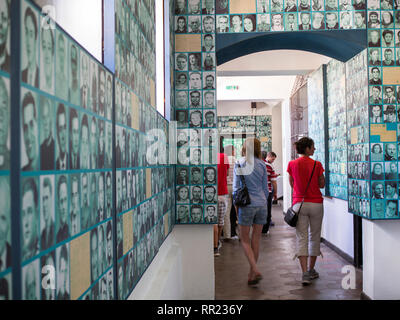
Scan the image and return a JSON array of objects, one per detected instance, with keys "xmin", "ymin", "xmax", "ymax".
[
  {"xmin": 22, "ymin": 259, "xmax": 39, "ymax": 300},
  {"xmin": 204, "ymin": 110, "xmax": 216, "ymax": 128},
  {"xmin": 40, "ymin": 175, "xmax": 55, "ymax": 251},
  {"xmin": 188, "ymin": 15, "xmax": 202, "ymax": 33},
  {"xmin": 0, "ymin": 0, "xmax": 10, "ymax": 73},
  {"xmin": 56, "ymin": 243, "xmax": 70, "ymax": 300},
  {"xmin": 285, "ymin": 13, "xmax": 298, "ymax": 31},
  {"xmin": 40, "ymin": 26, "xmax": 55, "ymax": 95},
  {"xmin": 22, "ymin": 3, "xmax": 39, "ymax": 87},
  {"xmin": 105, "ymin": 221, "xmax": 113, "ymax": 268},
  {"xmin": 191, "ymin": 186, "xmax": 203, "ymax": 204},
  {"xmin": 202, "ymin": 33, "xmax": 215, "ymax": 52},
  {"xmin": 325, "ymin": 12, "xmax": 339, "ymax": 30},
  {"xmin": 203, "ymin": 53, "xmax": 215, "ymax": 71},
  {"xmin": 80, "ymin": 51, "xmax": 90, "ymax": 109},
  {"xmin": 56, "ymin": 174, "xmax": 69, "ymax": 243},
  {"xmin": 69, "ymin": 108, "xmax": 80, "ymax": 169},
  {"xmin": 203, "ymin": 72, "xmax": 215, "ymax": 90},
  {"xmin": 257, "ymin": 14, "xmax": 271, "ymax": 32},
  {"xmin": 177, "ymin": 205, "xmax": 190, "ymax": 223},
  {"xmin": 175, "ymin": 53, "xmax": 188, "ymax": 71},
  {"xmin": 189, "ymin": 72, "xmax": 202, "ymax": 90},
  {"xmin": 189, "ymin": 90, "xmax": 201, "ymax": 108},
  {"xmin": 21, "ymin": 90, "xmax": 39, "ymax": 171},
  {"xmin": 386, "ymin": 200, "xmax": 398, "ymax": 218},
  {"xmin": 80, "ymin": 172, "xmax": 91, "ymax": 231},
  {"xmin": 203, "ymin": 90, "xmax": 215, "ymax": 108},
  {"xmin": 204, "ymin": 205, "xmax": 217, "ymax": 223},
  {"xmin": 79, "ymin": 114, "xmax": 90, "ymax": 169},
  {"xmin": 40, "ymin": 251, "xmax": 56, "ymax": 300},
  {"xmin": 257, "ymin": 0, "xmax": 270, "ymax": 12},
  {"xmin": 97, "ymin": 172, "xmax": 105, "ymax": 221},
  {"xmin": 371, "ymin": 200, "xmax": 385, "ymax": 218},
  {"xmin": 89, "ymin": 60, "xmax": 98, "ymax": 113},
  {"xmin": 98, "ymin": 67, "xmax": 106, "ymax": 117},
  {"xmin": 175, "ymin": 15, "xmax": 187, "ymax": 33},
  {"xmin": 216, "ymin": 15, "xmax": 229, "ymax": 33},
  {"xmin": 0, "ymin": 177, "xmax": 11, "ymax": 272},
  {"xmin": 0, "ymin": 76, "xmax": 10, "ymax": 170},
  {"xmin": 105, "ymin": 72, "xmax": 112, "ymax": 120},
  {"xmin": 203, "ymin": 15, "xmax": 215, "ymax": 33},
  {"xmin": 55, "ymin": 103, "xmax": 68, "ymax": 170},
  {"xmin": 40, "ymin": 96, "xmax": 55, "ymax": 171},
  {"xmin": 105, "ymin": 122, "xmax": 112, "ymax": 168},
  {"xmin": 21, "ymin": 177, "xmax": 39, "ymax": 261},
  {"xmin": 70, "ymin": 174, "xmax": 81, "ymax": 236},
  {"xmin": 190, "ymin": 204, "xmax": 203, "ymax": 223},
  {"xmin": 177, "ymin": 167, "xmax": 189, "ymax": 185},
  {"xmin": 368, "ymin": 29, "xmax": 381, "ymax": 47},
  {"xmin": 190, "ymin": 166, "xmax": 203, "ymax": 185},
  {"xmin": 69, "ymin": 43, "xmax": 80, "ymax": 106},
  {"xmin": 175, "ymin": 90, "xmax": 188, "ymax": 109},
  {"xmin": 97, "ymin": 224, "xmax": 106, "ymax": 276},
  {"xmin": 56, "ymin": 31, "xmax": 69, "ymax": 101},
  {"xmin": 90, "ymin": 173, "xmax": 98, "ymax": 225}
]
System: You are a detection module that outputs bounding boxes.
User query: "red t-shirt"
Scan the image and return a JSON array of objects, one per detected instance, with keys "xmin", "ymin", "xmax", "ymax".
[
  {"xmin": 217, "ymin": 153, "xmax": 229, "ymax": 195},
  {"xmin": 287, "ymin": 157, "xmax": 324, "ymax": 205}
]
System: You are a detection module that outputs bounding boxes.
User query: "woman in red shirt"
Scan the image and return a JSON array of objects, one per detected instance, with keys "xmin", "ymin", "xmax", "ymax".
[{"xmin": 287, "ymin": 137, "xmax": 325, "ymax": 285}]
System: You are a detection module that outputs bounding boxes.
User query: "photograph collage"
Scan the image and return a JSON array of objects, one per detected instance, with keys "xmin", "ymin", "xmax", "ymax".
[
  {"xmin": 115, "ymin": 0, "xmax": 176, "ymax": 299},
  {"xmin": 192, "ymin": 0, "xmax": 370, "ymax": 34},
  {"xmin": 346, "ymin": 50, "xmax": 371, "ymax": 218},
  {"xmin": 327, "ymin": 58, "xmax": 348, "ymax": 200},
  {"xmin": 367, "ymin": 0, "xmax": 400, "ymax": 220},
  {"xmin": 0, "ymin": 0, "xmax": 11, "ymax": 300},
  {"xmin": 18, "ymin": 0, "xmax": 115, "ymax": 300},
  {"xmin": 174, "ymin": 0, "xmax": 218, "ymax": 224},
  {"xmin": 307, "ymin": 66, "xmax": 326, "ymax": 195}
]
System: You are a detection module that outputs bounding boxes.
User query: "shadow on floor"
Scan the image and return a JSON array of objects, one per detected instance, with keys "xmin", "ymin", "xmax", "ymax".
[{"xmin": 214, "ymin": 203, "xmax": 363, "ymax": 300}]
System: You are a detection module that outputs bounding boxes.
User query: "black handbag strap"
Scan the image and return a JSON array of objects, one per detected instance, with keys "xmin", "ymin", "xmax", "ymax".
[
  {"xmin": 236, "ymin": 161, "xmax": 247, "ymax": 188},
  {"xmin": 297, "ymin": 160, "xmax": 317, "ymax": 213}
]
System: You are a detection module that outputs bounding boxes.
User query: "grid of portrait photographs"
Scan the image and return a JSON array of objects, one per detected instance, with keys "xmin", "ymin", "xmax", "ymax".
[
  {"xmin": 0, "ymin": 0, "xmax": 11, "ymax": 300},
  {"xmin": 18, "ymin": 0, "xmax": 115, "ymax": 300},
  {"xmin": 115, "ymin": 0, "xmax": 176, "ymax": 299},
  {"xmin": 307, "ymin": 66, "xmax": 326, "ymax": 195},
  {"xmin": 346, "ymin": 50, "xmax": 371, "ymax": 218},
  {"xmin": 211, "ymin": 0, "xmax": 367, "ymax": 33},
  {"xmin": 217, "ymin": 115, "xmax": 273, "ymax": 151},
  {"xmin": 367, "ymin": 0, "xmax": 400, "ymax": 220},
  {"xmin": 174, "ymin": 0, "xmax": 218, "ymax": 224},
  {"xmin": 327, "ymin": 58, "xmax": 348, "ymax": 200}
]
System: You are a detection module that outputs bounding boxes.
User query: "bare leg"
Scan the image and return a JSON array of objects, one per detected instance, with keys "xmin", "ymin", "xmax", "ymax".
[
  {"xmin": 309, "ymin": 256, "xmax": 317, "ymax": 270},
  {"xmin": 213, "ymin": 225, "xmax": 218, "ymax": 248},
  {"xmin": 240, "ymin": 225, "xmax": 261, "ymax": 281},
  {"xmin": 299, "ymin": 256, "xmax": 308, "ymax": 273},
  {"xmin": 251, "ymin": 224, "xmax": 263, "ymax": 264}
]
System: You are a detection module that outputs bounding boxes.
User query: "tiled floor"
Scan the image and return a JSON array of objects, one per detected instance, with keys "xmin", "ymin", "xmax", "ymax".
[{"xmin": 214, "ymin": 202, "xmax": 363, "ymax": 300}]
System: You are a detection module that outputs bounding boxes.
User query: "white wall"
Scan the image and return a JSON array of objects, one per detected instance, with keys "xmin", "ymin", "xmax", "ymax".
[
  {"xmin": 321, "ymin": 198, "xmax": 354, "ymax": 258},
  {"xmin": 128, "ymin": 225, "xmax": 214, "ymax": 300},
  {"xmin": 363, "ymin": 219, "xmax": 400, "ymax": 300},
  {"xmin": 35, "ymin": 0, "xmax": 103, "ymax": 61},
  {"xmin": 272, "ymin": 102, "xmax": 283, "ymax": 175},
  {"xmin": 217, "ymin": 100, "xmax": 273, "ymax": 117}
]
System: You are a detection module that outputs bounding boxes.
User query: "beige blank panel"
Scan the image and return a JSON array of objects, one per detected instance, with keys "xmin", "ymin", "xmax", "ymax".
[
  {"xmin": 370, "ymin": 124, "xmax": 397, "ymax": 142},
  {"xmin": 175, "ymin": 34, "xmax": 201, "ymax": 52},
  {"xmin": 123, "ymin": 211, "xmax": 133, "ymax": 255},
  {"xmin": 383, "ymin": 67, "xmax": 400, "ymax": 85},
  {"xmin": 350, "ymin": 127, "xmax": 358, "ymax": 144},
  {"xmin": 150, "ymin": 79, "xmax": 156, "ymax": 108},
  {"xmin": 230, "ymin": 0, "xmax": 256, "ymax": 13},
  {"xmin": 260, "ymin": 136, "xmax": 269, "ymax": 142},
  {"xmin": 164, "ymin": 213, "xmax": 169, "ymax": 237},
  {"xmin": 70, "ymin": 233, "xmax": 91, "ymax": 300},
  {"xmin": 146, "ymin": 168, "xmax": 152, "ymax": 199},
  {"xmin": 131, "ymin": 92, "xmax": 140, "ymax": 130}
]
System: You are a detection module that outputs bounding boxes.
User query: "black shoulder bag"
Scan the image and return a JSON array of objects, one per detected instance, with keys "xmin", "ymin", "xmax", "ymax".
[
  {"xmin": 284, "ymin": 161, "xmax": 317, "ymax": 227},
  {"xmin": 233, "ymin": 162, "xmax": 251, "ymax": 207}
]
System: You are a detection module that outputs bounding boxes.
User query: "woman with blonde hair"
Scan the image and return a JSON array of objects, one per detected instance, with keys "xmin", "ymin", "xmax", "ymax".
[{"xmin": 233, "ymin": 138, "xmax": 269, "ymax": 285}]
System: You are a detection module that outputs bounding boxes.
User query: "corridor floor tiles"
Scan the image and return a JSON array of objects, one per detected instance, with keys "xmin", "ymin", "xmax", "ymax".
[{"xmin": 215, "ymin": 204, "xmax": 363, "ymax": 300}]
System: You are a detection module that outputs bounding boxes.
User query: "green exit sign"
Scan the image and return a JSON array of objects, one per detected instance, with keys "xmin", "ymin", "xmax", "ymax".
[{"xmin": 226, "ymin": 85, "xmax": 239, "ymax": 90}]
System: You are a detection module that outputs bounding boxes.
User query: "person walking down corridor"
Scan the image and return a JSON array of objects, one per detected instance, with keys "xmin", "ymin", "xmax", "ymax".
[
  {"xmin": 261, "ymin": 151, "xmax": 278, "ymax": 235},
  {"xmin": 233, "ymin": 138, "xmax": 269, "ymax": 286},
  {"xmin": 287, "ymin": 137, "xmax": 325, "ymax": 285}
]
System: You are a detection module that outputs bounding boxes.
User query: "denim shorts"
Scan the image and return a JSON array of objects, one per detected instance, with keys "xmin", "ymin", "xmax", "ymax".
[{"xmin": 238, "ymin": 206, "xmax": 267, "ymax": 226}]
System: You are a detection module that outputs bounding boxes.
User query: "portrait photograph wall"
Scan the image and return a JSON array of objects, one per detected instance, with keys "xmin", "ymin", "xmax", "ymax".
[
  {"xmin": 0, "ymin": 0, "xmax": 11, "ymax": 299},
  {"xmin": 307, "ymin": 66, "xmax": 326, "ymax": 195}
]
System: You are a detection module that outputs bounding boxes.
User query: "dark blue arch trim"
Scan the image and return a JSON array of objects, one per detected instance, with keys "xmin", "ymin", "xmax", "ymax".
[{"xmin": 216, "ymin": 30, "xmax": 367, "ymax": 65}]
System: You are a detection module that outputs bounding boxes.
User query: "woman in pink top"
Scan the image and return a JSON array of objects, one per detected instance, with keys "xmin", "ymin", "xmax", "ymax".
[{"xmin": 287, "ymin": 137, "xmax": 325, "ymax": 285}]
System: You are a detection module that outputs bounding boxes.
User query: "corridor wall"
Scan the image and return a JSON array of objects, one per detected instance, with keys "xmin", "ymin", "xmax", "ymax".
[{"xmin": 0, "ymin": 0, "xmax": 175, "ymax": 300}]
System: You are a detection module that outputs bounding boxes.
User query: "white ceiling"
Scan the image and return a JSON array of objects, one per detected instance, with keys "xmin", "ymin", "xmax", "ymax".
[{"xmin": 217, "ymin": 49, "xmax": 332, "ymax": 76}]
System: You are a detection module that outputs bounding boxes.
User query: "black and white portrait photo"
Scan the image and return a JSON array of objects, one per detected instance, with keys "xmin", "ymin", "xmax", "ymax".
[
  {"xmin": 40, "ymin": 26, "xmax": 55, "ymax": 94},
  {"xmin": 40, "ymin": 175, "xmax": 55, "ymax": 251},
  {"xmin": 22, "ymin": 259, "xmax": 39, "ymax": 300},
  {"xmin": 21, "ymin": 90, "xmax": 39, "ymax": 171},
  {"xmin": 40, "ymin": 96, "xmax": 55, "ymax": 170},
  {"xmin": 0, "ymin": 0, "xmax": 10, "ymax": 73},
  {"xmin": 0, "ymin": 76, "xmax": 10, "ymax": 170},
  {"xmin": 22, "ymin": 3, "xmax": 39, "ymax": 87}
]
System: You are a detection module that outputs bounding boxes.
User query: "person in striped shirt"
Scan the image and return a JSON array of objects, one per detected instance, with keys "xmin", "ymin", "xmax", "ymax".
[{"xmin": 262, "ymin": 151, "xmax": 278, "ymax": 234}]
